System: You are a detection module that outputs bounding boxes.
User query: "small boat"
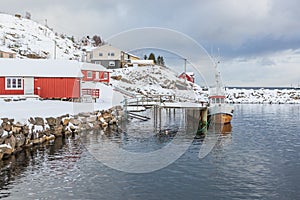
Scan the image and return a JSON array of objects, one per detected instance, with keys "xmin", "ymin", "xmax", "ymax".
[
  {"xmin": 208, "ymin": 61, "xmax": 234, "ymax": 124},
  {"xmin": 208, "ymin": 95, "xmax": 234, "ymax": 124}
]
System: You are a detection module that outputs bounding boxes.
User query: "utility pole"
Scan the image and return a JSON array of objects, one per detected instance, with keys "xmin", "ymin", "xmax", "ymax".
[
  {"xmin": 184, "ymin": 58, "xmax": 187, "ymax": 84},
  {"xmin": 54, "ymin": 40, "xmax": 57, "ymax": 59}
]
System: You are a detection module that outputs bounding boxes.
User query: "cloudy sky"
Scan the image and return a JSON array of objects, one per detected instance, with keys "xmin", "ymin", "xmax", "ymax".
[{"xmin": 1, "ymin": 0, "xmax": 300, "ymax": 87}]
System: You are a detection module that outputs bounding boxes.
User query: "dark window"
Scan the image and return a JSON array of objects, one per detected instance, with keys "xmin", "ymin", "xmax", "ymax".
[{"xmin": 6, "ymin": 77, "xmax": 23, "ymax": 90}]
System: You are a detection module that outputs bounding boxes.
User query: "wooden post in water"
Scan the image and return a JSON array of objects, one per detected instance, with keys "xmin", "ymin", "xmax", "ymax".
[
  {"xmin": 199, "ymin": 108, "xmax": 208, "ymax": 134},
  {"xmin": 153, "ymin": 105, "xmax": 157, "ymax": 132}
]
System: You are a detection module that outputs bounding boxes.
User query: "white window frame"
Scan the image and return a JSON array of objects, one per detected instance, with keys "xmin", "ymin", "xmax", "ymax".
[
  {"xmin": 5, "ymin": 77, "xmax": 23, "ymax": 90},
  {"xmin": 87, "ymin": 71, "xmax": 93, "ymax": 79},
  {"xmin": 103, "ymin": 72, "xmax": 108, "ymax": 80},
  {"xmin": 95, "ymin": 72, "xmax": 100, "ymax": 80}
]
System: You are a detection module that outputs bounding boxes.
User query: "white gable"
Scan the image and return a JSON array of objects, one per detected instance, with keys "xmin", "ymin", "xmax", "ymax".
[
  {"xmin": 0, "ymin": 59, "xmax": 83, "ymax": 78},
  {"xmin": 186, "ymin": 72, "xmax": 195, "ymax": 77},
  {"xmin": 80, "ymin": 62, "xmax": 108, "ymax": 71}
]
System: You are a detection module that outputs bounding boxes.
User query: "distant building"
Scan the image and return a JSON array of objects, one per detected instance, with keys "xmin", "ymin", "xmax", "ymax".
[
  {"xmin": 178, "ymin": 72, "xmax": 195, "ymax": 83},
  {"xmin": 0, "ymin": 46, "xmax": 16, "ymax": 59},
  {"xmin": 86, "ymin": 44, "xmax": 140, "ymax": 69},
  {"xmin": 126, "ymin": 53, "xmax": 140, "ymax": 61},
  {"xmin": 128, "ymin": 59, "xmax": 154, "ymax": 67}
]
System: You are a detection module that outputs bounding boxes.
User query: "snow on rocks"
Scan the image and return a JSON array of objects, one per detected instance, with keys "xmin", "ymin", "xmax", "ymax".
[{"xmin": 226, "ymin": 88, "xmax": 300, "ymax": 104}]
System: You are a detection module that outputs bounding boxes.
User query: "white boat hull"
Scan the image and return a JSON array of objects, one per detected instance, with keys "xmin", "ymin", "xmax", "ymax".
[{"xmin": 208, "ymin": 104, "xmax": 234, "ymax": 124}]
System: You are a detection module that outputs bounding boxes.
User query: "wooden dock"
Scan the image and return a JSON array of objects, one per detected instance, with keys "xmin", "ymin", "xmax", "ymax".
[{"xmin": 124, "ymin": 95, "xmax": 208, "ymax": 133}]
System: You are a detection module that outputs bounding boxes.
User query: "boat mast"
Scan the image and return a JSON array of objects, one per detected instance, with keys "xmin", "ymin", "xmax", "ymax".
[{"xmin": 211, "ymin": 49, "xmax": 225, "ymax": 97}]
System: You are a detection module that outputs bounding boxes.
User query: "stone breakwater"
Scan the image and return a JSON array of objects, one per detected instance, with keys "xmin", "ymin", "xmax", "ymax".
[{"xmin": 0, "ymin": 106, "xmax": 124, "ymax": 160}]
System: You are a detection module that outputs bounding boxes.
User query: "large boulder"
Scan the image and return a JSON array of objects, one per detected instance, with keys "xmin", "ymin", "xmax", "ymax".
[
  {"xmin": 53, "ymin": 125, "xmax": 63, "ymax": 137},
  {"xmin": 4, "ymin": 135, "xmax": 16, "ymax": 153},
  {"xmin": 0, "ymin": 144, "xmax": 13, "ymax": 156},
  {"xmin": 2, "ymin": 122, "xmax": 12, "ymax": 132},
  {"xmin": 15, "ymin": 133, "xmax": 26, "ymax": 148},
  {"xmin": 34, "ymin": 117, "xmax": 44, "ymax": 126},
  {"xmin": 46, "ymin": 117, "xmax": 56, "ymax": 127},
  {"xmin": 87, "ymin": 116, "xmax": 97, "ymax": 123},
  {"xmin": 69, "ymin": 118, "xmax": 81, "ymax": 126},
  {"xmin": 12, "ymin": 122, "xmax": 23, "ymax": 134}
]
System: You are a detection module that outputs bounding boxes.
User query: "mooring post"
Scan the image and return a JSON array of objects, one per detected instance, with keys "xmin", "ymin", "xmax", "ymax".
[
  {"xmin": 124, "ymin": 98, "xmax": 128, "ymax": 120},
  {"xmin": 153, "ymin": 105, "xmax": 157, "ymax": 132},
  {"xmin": 200, "ymin": 108, "xmax": 208, "ymax": 134},
  {"xmin": 159, "ymin": 106, "xmax": 162, "ymax": 130}
]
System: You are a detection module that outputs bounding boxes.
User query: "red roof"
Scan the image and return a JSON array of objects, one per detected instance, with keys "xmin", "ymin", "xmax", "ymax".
[{"xmin": 209, "ymin": 95, "xmax": 226, "ymax": 99}]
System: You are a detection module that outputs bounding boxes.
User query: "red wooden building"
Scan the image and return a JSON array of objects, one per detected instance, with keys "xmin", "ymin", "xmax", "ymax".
[
  {"xmin": 80, "ymin": 62, "xmax": 110, "ymax": 84},
  {"xmin": 80, "ymin": 62, "xmax": 110, "ymax": 99},
  {"xmin": 178, "ymin": 72, "xmax": 195, "ymax": 83},
  {"xmin": 0, "ymin": 59, "xmax": 82, "ymax": 99}
]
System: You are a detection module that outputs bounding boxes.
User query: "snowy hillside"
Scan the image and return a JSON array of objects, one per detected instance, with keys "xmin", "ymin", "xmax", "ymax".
[
  {"xmin": 110, "ymin": 65, "xmax": 209, "ymax": 102},
  {"xmin": 226, "ymin": 88, "xmax": 300, "ymax": 104},
  {"xmin": 0, "ymin": 13, "xmax": 82, "ymax": 59},
  {"xmin": 109, "ymin": 65, "xmax": 300, "ymax": 104}
]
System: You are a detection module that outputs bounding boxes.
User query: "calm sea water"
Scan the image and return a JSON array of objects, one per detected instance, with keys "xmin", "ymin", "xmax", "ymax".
[{"xmin": 0, "ymin": 104, "xmax": 299, "ymax": 200}]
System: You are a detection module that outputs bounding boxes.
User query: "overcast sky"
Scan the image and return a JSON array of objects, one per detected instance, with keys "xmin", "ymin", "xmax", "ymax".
[{"xmin": 1, "ymin": 0, "xmax": 300, "ymax": 87}]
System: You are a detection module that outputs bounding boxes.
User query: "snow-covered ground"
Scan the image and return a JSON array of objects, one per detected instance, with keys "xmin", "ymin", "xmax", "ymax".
[
  {"xmin": 0, "ymin": 83, "xmax": 125, "ymax": 124},
  {"xmin": 1, "ymin": 63, "xmax": 299, "ymax": 125},
  {"xmin": 0, "ymin": 13, "xmax": 82, "ymax": 59},
  {"xmin": 110, "ymin": 65, "xmax": 208, "ymax": 102},
  {"xmin": 226, "ymin": 88, "xmax": 300, "ymax": 104},
  {"xmin": 110, "ymin": 65, "xmax": 300, "ymax": 104}
]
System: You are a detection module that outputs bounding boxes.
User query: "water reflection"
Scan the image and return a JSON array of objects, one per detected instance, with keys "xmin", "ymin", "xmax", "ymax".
[
  {"xmin": 0, "ymin": 137, "xmax": 82, "ymax": 198},
  {"xmin": 0, "ymin": 104, "xmax": 299, "ymax": 199},
  {"xmin": 0, "ymin": 108, "xmax": 234, "ymax": 197}
]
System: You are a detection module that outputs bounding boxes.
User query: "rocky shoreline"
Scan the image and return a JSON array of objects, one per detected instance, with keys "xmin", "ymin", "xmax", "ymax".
[
  {"xmin": 226, "ymin": 88, "xmax": 300, "ymax": 104},
  {"xmin": 0, "ymin": 106, "xmax": 124, "ymax": 161}
]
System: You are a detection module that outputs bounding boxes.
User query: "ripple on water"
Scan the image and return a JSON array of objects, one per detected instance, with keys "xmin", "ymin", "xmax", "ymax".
[{"xmin": 0, "ymin": 104, "xmax": 300, "ymax": 199}]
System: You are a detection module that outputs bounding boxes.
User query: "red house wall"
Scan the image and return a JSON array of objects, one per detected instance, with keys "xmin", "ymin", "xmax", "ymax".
[
  {"xmin": 178, "ymin": 73, "xmax": 194, "ymax": 83},
  {"xmin": 0, "ymin": 77, "xmax": 24, "ymax": 95},
  {"xmin": 34, "ymin": 77, "xmax": 80, "ymax": 99},
  {"xmin": 81, "ymin": 70, "xmax": 110, "ymax": 83}
]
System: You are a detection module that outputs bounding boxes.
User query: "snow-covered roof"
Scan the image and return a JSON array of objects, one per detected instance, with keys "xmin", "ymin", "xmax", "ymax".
[
  {"xmin": 0, "ymin": 46, "xmax": 15, "ymax": 54},
  {"xmin": 0, "ymin": 59, "xmax": 83, "ymax": 78},
  {"xmin": 126, "ymin": 52, "xmax": 140, "ymax": 59},
  {"xmin": 89, "ymin": 44, "xmax": 121, "ymax": 52},
  {"xmin": 130, "ymin": 60, "xmax": 154, "ymax": 65},
  {"xmin": 80, "ymin": 62, "xmax": 108, "ymax": 71},
  {"xmin": 83, "ymin": 46, "xmax": 97, "ymax": 52},
  {"xmin": 186, "ymin": 72, "xmax": 195, "ymax": 76},
  {"xmin": 179, "ymin": 72, "xmax": 194, "ymax": 78}
]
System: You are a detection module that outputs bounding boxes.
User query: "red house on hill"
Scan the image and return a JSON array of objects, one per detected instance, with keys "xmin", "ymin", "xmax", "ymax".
[
  {"xmin": 80, "ymin": 62, "xmax": 110, "ymax": 84},
  {"xmin": 80, "ymin": 62, "xmax": 110, "ymax": 99},
  {"xmin": 0, "ymin": 59, "xmax": 82, "ymax": 99},
  {"xmin": 178, "ymin": 72, "xmax": 195, "ymax": 83}
]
